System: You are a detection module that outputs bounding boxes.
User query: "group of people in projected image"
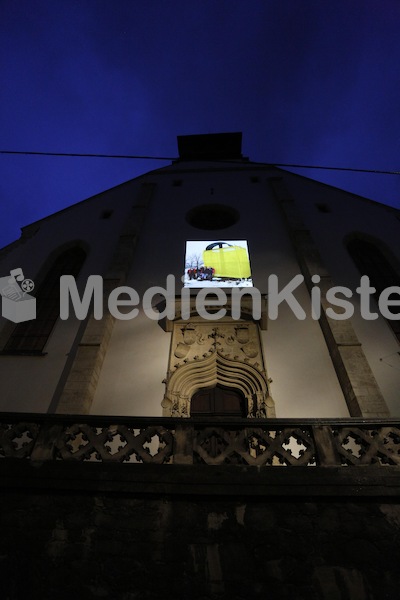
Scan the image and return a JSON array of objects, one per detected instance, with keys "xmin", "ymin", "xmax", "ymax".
[{"xmin": 187, "ymin": 266, "xmax": 215, "ymax": 281}]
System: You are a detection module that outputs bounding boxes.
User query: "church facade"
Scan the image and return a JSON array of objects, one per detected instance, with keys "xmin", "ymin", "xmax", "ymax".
[
  {"xmin": 0, "ymin": 132, "xmax": 398, "ymax": 419},
  {"xmin": 1, "ymin": 133, "xmax": 400, "ymax": 599}
]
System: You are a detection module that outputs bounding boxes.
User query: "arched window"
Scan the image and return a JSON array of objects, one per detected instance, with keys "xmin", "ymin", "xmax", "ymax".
[
  {"xmin": 347, "ymin": 238, "xmax": 400, "ymax": 342},
  {"xmin": 3, "ymin": 246, "xmax": 86, "ymax": 354}
]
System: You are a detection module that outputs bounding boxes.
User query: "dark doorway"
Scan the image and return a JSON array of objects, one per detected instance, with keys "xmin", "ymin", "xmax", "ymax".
[{"xmin": 190, "ymin": 384, "xmax": 246, "ymax": 417}]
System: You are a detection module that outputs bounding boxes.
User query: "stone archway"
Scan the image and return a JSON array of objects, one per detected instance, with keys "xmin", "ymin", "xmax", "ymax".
[{"xmin": 162, "ymin": 320, "xmax": 275, "ymax": 418}]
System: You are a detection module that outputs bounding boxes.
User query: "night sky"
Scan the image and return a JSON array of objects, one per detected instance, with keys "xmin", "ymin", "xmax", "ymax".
[{"xmin": 1, "ymin": 0, "xmax": 400, "ymax": 249}]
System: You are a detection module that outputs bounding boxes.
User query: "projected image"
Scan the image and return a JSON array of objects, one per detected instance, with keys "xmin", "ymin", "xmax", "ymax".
[{"xmin": 184, "ymin": 240, "xmax": 253, "ymax": 288}]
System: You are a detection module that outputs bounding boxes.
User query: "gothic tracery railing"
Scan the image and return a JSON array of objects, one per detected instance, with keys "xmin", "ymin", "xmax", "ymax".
[{"xmin": 1, "ymin": 414, "xmax": 400, "ymax": 467}]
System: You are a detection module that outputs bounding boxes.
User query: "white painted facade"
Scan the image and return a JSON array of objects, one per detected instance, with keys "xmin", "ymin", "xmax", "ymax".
[{"xmin": 0, "ymin": 138, "xmax": 399, "ymax": 417}]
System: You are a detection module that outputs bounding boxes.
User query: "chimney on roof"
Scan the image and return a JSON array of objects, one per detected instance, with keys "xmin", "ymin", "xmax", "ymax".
[{"xmin": 177, "ymin": 132, "xmax": 243, "ymax": 161}]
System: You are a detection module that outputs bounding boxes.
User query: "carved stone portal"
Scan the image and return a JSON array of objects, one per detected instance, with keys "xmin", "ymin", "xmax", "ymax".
[{"xmin": 162, "ymin": 319, "xmax": 275, "ymax": 418}]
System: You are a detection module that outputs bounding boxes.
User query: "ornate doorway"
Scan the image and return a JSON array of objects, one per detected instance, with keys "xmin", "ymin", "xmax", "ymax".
[{"xmin": 162, "ymin": 318, "xmax": 275, "ymax": 418}]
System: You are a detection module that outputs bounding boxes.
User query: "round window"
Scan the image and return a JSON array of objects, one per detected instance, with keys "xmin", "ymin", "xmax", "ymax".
[{"xmin": 185, "ymin": 204, "xmax": 239, "ymax": 230}]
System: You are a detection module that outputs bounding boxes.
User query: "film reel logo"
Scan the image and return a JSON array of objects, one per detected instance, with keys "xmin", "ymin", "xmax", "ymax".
[{"xmin": 0, "ymin": 268, "xmax": 36, "ymax": 323}]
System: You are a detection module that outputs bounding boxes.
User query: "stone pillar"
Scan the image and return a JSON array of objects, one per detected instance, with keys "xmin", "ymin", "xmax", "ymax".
[
  {"xmin": 268, "ymin": 177, "xmax": 390, "ymax": 418},
  {"xmin": 54, "ymin": 182, "xmax": 156, "ymax": 414}
]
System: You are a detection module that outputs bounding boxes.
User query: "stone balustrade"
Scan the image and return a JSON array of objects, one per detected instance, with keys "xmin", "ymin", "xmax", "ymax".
[{"xmin": 1, "ymin": 413, "xmax": 399, "ymax": 468}]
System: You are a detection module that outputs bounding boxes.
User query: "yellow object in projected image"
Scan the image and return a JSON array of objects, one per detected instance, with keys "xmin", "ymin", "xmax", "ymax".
[{"xmin": 202, "ymin": 242, "xmax": 251, "ymax": 279}]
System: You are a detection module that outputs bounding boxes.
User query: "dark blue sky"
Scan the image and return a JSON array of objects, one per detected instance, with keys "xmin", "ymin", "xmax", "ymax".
[{"xmin": 1, "ymin": 0, "xmax": 400, "ymax": 248}]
